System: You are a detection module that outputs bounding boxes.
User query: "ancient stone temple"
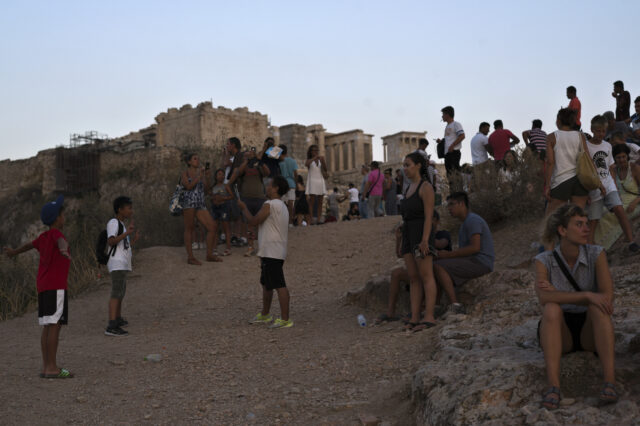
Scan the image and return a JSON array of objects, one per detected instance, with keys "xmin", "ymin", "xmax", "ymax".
[
  {"xmin": 154, "ymin": 101, "xmax": 271, "ymax": 149},
  {"xmin": 324, "ymin": 130, "xmax": 373, "ymax": 172},
  {"xmin": 381, "ymin": 131, "xmax": 427, "ymax": 164}
]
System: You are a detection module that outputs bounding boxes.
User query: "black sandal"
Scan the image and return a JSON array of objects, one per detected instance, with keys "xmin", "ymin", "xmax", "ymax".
[
  {"xmin": 599, "ymin": 382, "xmax": 618, "ymax": 404},
  {"xmin": 403, "ymin": 322, "xmax": 419, "ymax": 331},
  {"xmin": 541, "ymin": 386, "xmax": 561, "ymax": 410}
]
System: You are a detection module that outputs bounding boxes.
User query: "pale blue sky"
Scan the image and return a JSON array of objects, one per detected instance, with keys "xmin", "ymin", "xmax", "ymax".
[{"xmin": 1, "ymin": 0, "xmax": 638, "ymax": 162}]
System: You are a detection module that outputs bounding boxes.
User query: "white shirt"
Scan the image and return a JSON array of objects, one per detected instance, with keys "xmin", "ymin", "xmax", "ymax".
[
  {"xmin": 257, "ymin": 199, "xmax": 289, "ymax": 260},
  {"xmin": 470, "ymin": 132, "xmax": 489, "ymax": 165},
  {"xmin": 586, "ymin": 140, "xmax": 616, "ymax": 202},
  {"xmin": 106, "ymin": 218, "xmax": 132, "ymax": 272},
  {"xmin": 626, "ymin": 142, "xmax": 640, "ymax": 163},
  {"xmin": 348, "ymin": 187, "xmax": 359, "ymax": 203},
  {"xmin": 444, "ymin": 121, "xmax": 465, "ymax": 152}
]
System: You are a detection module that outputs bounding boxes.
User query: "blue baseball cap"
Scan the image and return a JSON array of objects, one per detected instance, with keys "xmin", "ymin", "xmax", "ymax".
[{"xmin": 41, "ymin": 195, "xmax": 64, "ymax": 226}]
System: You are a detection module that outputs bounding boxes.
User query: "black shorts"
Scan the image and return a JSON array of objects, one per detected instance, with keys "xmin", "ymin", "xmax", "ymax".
[
  {"xmin": 242, "ymin": 197, "xmax": 266, "ymax": 216},
  {"xmin": 260, "ymin": 257, "xmax": 286, "ymax": 291},
  {"xmin": 550, "ymin": 175, "xmax": 589, "ymax": 201},
  {"xmin": 400, "ymin": 220, "xmax": 435, "ymax": 257},
  {"xmin": 537, "ymin": 311, "xmax": 587, "ymax": 352},
  {"xmin": 38, "ymin": 289, "xmax": 68, "ymax": 326}
]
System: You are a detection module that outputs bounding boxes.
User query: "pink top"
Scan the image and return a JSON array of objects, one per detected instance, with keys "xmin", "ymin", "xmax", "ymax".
[{"xmin": 367, "ymin": 169, "xmax": 384, "ymax": 196}]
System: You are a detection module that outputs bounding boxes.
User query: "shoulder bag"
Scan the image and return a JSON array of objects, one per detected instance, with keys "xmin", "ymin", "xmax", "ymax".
[
  {"xmin": 169, "ymin": 175, "xmax": 184, "ymax": 216},
  {"xmin": 552, "ymin": 250, "xmax": 582, "ymax": 292},
  {"xmin": 576, "ymin": 134, "xmax": 601, "ymax": 191}
]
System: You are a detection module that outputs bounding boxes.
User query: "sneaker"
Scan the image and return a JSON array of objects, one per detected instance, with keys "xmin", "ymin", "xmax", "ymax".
[
  {"xmin": 268, "ymin": 318, "xmax": 294, "ymax": 329},
  {"xmin": 220, "ymin": 233, "xmax": 226, "ymax": 243},
  {"xmin": 249, "ymin": 313, "xmax": 273, "ymax": 324},
  {"xmin": 191, "ymin": 242, "xmax": 199, "ymax": 250},
  {"xmin": 230, "ymin": 236, "xmax": 239, "ymax": 247},
  {"xmin": 105, "ymin": 326, "xmax": 129, "ymax": 336},
  {"xmin": 117, "ymin": 317, "xmax": 129, "ymax": 327},
  {"xmin": 449, "ymin": 303, "xmax": 466, "ymax": 315},
  {"xmin": 240, "ymin": 237, "xmax": 248, "ymax": 246}
]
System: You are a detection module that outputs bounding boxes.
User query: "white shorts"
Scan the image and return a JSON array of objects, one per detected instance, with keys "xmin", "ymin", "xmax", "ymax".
[
  {"xmin": 588, "ymin": 191, "xmax": 623, "ymax": 220},
  {"xmin": 282, "ymin": 188, "xmax": 296, "ymax": 203}
]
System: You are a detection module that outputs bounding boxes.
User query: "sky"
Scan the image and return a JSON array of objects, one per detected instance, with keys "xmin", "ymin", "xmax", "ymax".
[{"xmin": 1, "ymin": 0, "xmax": 639, "ymax": 163}]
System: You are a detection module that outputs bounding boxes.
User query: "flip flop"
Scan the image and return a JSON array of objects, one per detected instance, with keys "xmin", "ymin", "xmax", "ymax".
[
  {"xmin": 222, "ymin": 249, "xmax": 231, "ymax": 256},
  {"xmin": 44, "ymin": 368, "xmax": 74, "ymax": 379},
  {"xmin": 206, "ymin": 255, "xmax": 223, "ymax": 262},
  {"xmin": 412, "ymin": 321, "xmax": 436, "ymax": 332},
  {"xmin": 403, "ymin": 322, "xmax": 419, "ymax": 331},
  {"xmin": 541, "ymin": 386, "xmax": 560, "ymax": 410}
]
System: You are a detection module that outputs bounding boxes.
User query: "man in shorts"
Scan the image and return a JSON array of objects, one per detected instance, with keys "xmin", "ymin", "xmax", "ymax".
[{"xmin": 433, "ymin": 192, "xmax": 494, "ymax": 313}]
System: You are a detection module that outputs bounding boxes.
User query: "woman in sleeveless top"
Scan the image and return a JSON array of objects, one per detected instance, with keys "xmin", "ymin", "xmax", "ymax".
[
  {"xmin": 544, "ymin": 107, "xmax": 590, "ymax": 215},
  {"xmin": 305, "ymin": 144, "xmax": 327, "ymax": 225},
  {"xmin": 181, "ymin": 153, "xmax": 222, "ymax": 265},
  {"xmin": 210, "ymin": 169, "xmax": 234, "ymax": 256},
  {"xmin": 400, "ymin": 152, "xmax": 437, "ymax": 331}
]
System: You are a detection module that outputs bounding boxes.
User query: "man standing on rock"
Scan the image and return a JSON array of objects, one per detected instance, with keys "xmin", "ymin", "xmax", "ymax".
[
  {"xmin": 436, "ymin": 106, "xmax": 465, "ymax": 192},
  {"xmin": 433, "ymin": 192, "xmax": 494, "ymax": 313}
]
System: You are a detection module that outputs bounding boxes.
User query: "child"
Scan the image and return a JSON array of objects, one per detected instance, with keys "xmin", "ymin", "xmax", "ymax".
[
  {"xmin": 586, "ymin": 116, "xmax": 639, "ymax": 251},
  {"xmin": 4, "ymin": 195, "xmax": 73, "ymax": 378},
  {"xmin": 105, "ymin": 196, "xmax": 140, "ymax": 336},
  {"xmin": 237, "ymin": 176, "xmax": 293, "ymax": 329},
  {"xmin": 609, "ymin": 130, "xmax": 640, "ymax": 165}
]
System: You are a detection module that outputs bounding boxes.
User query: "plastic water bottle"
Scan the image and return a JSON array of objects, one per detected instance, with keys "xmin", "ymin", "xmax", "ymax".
[
  {"xmin": 144, "ymin": 354, "xmax": 162, "ymax": 362},
  {"xmin": 357, "ymin": 314, "xmax": 367, "ymax": 327}
]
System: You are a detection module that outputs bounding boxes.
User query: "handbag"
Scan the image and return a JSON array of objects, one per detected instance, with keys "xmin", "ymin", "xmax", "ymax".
[
  {"xmin": 436, "ymin": 140, "xmax": 445, "ymax": 159},
  {"xmin": 552, "ymin": 250, "xmax": 582, "ymax": 292},
  {"xmin": 169, "ymin": 176, "xmax": 184, "ymax": 216},
  {"xmin": 576, "ymin": 134, "xmax": 601, "ymax": 191}
]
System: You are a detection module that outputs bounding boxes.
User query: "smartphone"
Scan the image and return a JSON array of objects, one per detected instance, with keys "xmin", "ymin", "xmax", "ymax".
[{"xmin": 205, "ymin": 162, "xmax": 210, "ymax": 170}]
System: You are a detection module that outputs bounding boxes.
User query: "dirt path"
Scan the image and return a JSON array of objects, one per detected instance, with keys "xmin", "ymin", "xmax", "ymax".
[{"xmin": 1, "ymin": 216, "xmax": 443, "ymax": 425}]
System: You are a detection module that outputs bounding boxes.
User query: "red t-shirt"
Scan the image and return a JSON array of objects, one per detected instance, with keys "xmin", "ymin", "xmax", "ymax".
[
  {"xmin": 569, "ymin": 97, "xmax": 581, "ymax": 126},
  {"xmin": 31, "ymin": 228, "xmax": 70, "ymax": 292},
  {"xmin": 488, "ymin": 129, "xmax": 515, "ymax": 161}
]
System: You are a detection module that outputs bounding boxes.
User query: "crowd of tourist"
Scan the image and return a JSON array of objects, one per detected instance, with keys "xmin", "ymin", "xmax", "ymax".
[{"xmin": 3, "ymin": 80, "xmax": 640, "ymax": 410}]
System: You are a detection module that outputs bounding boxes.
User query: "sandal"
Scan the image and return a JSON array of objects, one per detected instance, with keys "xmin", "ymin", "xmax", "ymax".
[
  {"xmin": 222, "ymin": 249, "xmax": 231, "ymax": 256},
  {"xmin": 541, "ymin": 386, "xmax": 561, "ymax": 410},
  {"xmin": 244, "ymin": 248, "xmax": 256, "ymax": 257},
  {"xmin": 206, "ymin": 255, "xmax": 223, "ymax": 262},
  {"xmin": 43, "ymin": 368, "xmax": 74, "ymax": 379},
  {"xmin": 412, "ymin": 321, "xmax": 436, "ymax": 332},
  {"xmin": 375, "ymin": 314, "xmax": 399, "ymax": 325},
  {"xmin": 599, "ymin": 382, "xmax": 618, "ymax": 404},
  {"xmin": 187, "ymin": 257, "xmax": 202, "ymax": 266}
]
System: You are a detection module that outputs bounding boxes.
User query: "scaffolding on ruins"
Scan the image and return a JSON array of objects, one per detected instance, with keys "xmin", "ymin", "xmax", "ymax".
[{"xmin": 68, "ymin": 130, "xmax": 109, "ymax": 147}]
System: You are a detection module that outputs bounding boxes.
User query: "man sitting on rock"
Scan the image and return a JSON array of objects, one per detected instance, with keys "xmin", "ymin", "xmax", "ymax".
[{"xmin": 433, "ymin": 192, "xmax": 494, "ymax": 313}]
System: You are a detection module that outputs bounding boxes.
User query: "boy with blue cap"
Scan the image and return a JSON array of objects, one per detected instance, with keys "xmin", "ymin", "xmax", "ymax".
[{"xmin": 4, "ymin": 195, "xmax": 73, "ymax": 378}]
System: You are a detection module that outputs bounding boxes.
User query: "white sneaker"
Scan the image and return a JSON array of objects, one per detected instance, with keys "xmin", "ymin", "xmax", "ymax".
[
  {"xmin": 301, "ymin": 221, "xmax": 308, "ymax": 227},
  {"xmin": 191, "ymin": 242, "xmax": 199, "ymax": 250}
]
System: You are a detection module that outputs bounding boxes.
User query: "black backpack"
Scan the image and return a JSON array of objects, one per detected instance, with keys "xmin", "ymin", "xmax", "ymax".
[{"xmin": 96, "ymin": 220, "xmax": 124, "ymax": 265}]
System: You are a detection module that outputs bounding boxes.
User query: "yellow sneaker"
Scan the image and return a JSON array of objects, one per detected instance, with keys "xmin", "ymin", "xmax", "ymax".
[
  {"xmin": 268, "ymin": 318, "xmax": 293, "ymax": 329},
  {"xmin": 249, "ymin": 313, "xmax": 273, "ymax": 324}
]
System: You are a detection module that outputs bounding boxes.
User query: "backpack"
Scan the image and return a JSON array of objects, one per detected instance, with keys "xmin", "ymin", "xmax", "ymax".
[{"xmin": 96, "ymin": 220, "xmax": 124, "ymax": 265}]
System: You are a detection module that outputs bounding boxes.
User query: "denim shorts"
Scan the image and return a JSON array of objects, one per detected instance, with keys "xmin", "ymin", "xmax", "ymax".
[
  {"xmin": 588, "ymin": 190, "xmax": 623, "ymax": 220},
  {"xmin": 210, "ymin": 202, "xmax": 230, "ymax": 222}
]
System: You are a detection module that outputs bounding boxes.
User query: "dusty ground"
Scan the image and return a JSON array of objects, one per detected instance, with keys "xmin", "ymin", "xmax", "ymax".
[{"xmin": 1, "ymin": 215, "xmax": 441, "ymax": 425}]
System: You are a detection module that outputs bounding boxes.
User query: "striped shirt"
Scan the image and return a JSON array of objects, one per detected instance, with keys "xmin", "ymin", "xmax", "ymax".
[{"xmin": 529, "ymin": 128, "xmax": 547, "ymax": 152}]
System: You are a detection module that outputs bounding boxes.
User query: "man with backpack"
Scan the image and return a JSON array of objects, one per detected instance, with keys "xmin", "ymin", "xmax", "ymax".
[{"xmin": 102, "ymin": 196, "xmax": 139, "ymax": 336}]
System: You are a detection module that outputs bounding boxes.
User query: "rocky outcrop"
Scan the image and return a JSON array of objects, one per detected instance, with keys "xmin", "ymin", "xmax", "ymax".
[{"xmin": 348, "ymin": 264, "xmax": 640, "ymax": 425}]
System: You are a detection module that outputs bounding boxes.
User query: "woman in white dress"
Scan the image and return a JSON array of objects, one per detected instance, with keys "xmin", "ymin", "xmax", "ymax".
[{"xmin": 305, "ymin": 144, "xmax": 328, "ymax": 224}]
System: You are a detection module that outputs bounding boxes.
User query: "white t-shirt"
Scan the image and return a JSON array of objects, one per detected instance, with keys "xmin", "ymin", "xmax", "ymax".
[
  {"xmin": 625, "ymin": 142, "xmax": 640, "ymax": 163},
  {"xmin": 470, "ymin": 132, "xmax": 489, "ymax": 165},
  {"xmin": 106, "ymin": 218, "xmax": 132, "ymax": 272},
  {"xmin": 586, "ymin": 140, "xmax": 616, "ymax": 202},
  {"xmin": 348, "ymin": 187, "xmax": 359, "ymax": 203},
  {"xmin": 444, "ymin": 121, "xmax": 465, "ymax": 152},
  {"xmin": 257, "ymin": 199, "xmax": 289, "ymax": 260}
]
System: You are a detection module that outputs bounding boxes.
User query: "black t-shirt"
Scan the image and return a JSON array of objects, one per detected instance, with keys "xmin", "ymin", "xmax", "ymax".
[
  {"xmin": 261, "ymin": 153, "xmax": 281, "ymax": 178},
  {"xmin": 227, "ymin": 153, "xmax": 244, "ymax": 181},
  {"xmin": 435, "ymin": 230, "xmax": 452, "ymax": 251}
]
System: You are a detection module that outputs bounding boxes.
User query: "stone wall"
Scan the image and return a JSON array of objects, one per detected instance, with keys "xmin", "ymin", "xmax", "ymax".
[
  {"xmin": 154, "ymin": 102, "xmax": 271, "ymax": 150},
  {"xmin": 0, "ymin": 149, "xmax": 57, "ymax": 200},
  {"xmin": 324, "ymin": 130, "xmax": 372, "ymax": 173}
]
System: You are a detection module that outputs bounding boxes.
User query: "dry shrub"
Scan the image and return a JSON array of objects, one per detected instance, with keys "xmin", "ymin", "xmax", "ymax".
[{"xmin": 466, "ymin": 149, "xmax": 545, "ymax": 224}]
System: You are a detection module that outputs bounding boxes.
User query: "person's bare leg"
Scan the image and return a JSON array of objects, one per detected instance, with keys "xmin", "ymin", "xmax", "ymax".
[
  {"xmin": 612, "ymin": 205, "xmax": 634, "ymax": 242},
  {"xmin": 581, "ymin": 305, "xmax": 616, "ymax": 384},
  {"xmin": 183, "ymin": 209, "xmax": 199, "ymax": 264},
  {"xmin": 41, "ymin": 326, "xmax": 48, "ymax": 375},
  {"xmin": 108, "ymin": 298, "xmax": 119, "ymax": 322},
  {"xmin": 403, "ymin": 254, "xmax": 422, "ymax": 325},
  {"xmin": 223, "ymin": 221, "xmax": 232, "ymax": 251},
  {"xmin": 261, "ymin": 286, "xmax": 273, "ymax": 316},
  {"xmin": 44, "ymin": 324, "xmax": 61, "ymax": 375},
  {"xmin": 276, "ymin": 287, "xmax": 290, "ymax": 321},
  {"xmin": 197, "ymin": 209, "xmax": 221, "ymax": 261},
  {"xmin": 418, "ymin": 256, "xmax": 437, "ymax": 323},
  {"xmin": 434, "ymin": 263, "xmax": 458, "ymax": 304},
  {"xmin": 287, "ymin": 201, "xmax": 294, "ymax": 224},
  {"xmin": 539, "ymin": 303, "xmax": 573, "ymax": 389},
  {"xmin": 570, "ymin": 195, "xmax": 588, "ymax": 210}
]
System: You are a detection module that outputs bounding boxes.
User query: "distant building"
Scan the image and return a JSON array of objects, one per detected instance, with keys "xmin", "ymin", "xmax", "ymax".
[{"xmin": 381, "ymin": 131, "xmax": 427, "ymax": 164}]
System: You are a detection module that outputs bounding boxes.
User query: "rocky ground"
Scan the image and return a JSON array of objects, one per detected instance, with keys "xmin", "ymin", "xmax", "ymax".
[{"xmin": 1, "ymin": 213, "xmax": 639, "ymax": 425}]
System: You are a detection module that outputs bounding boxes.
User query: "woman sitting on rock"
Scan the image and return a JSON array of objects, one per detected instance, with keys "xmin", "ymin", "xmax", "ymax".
[{"xmin": 535, "ymin": 204, "xmax": 617, "ymax": 409}]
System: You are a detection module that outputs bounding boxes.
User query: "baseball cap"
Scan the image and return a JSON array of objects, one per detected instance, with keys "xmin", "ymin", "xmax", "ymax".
[{"xmin": 41, "ymin": 195, "xmax": 64, "ymax": 226}]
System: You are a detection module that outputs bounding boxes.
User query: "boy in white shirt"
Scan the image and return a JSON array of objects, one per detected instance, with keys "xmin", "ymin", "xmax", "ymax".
[
  {"xmin": 105, "ymin": 196, "xmax": 140, "ymax": 336},
  {"xmin": 587, "ymin": 116, "xmax": 639, "ymax": 251},
  {"xmin": 238, "ymin": 176, "xmax": 293, "ymax": 329}
]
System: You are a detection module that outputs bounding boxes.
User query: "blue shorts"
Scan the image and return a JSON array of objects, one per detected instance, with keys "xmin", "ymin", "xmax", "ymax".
[{"xmin": 210, "ymin": 202, "xmax": 230, "ymax": 221}]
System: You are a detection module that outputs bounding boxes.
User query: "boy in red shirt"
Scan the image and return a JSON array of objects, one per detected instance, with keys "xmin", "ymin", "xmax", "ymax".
[{"xmin": 4, "ymin": 195, "xmax": 73, "ymax": 378}]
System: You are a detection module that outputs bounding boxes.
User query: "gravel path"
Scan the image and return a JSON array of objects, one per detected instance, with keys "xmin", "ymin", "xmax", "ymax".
[{"xmin": 1, "ymin": 216, "xmax": 434, "ymax": 425}]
